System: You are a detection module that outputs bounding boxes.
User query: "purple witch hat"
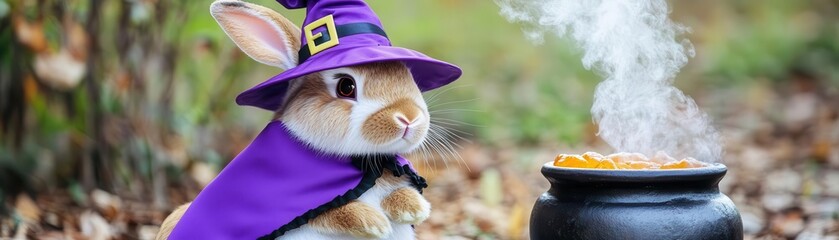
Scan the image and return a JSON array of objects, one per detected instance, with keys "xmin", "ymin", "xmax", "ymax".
[{"xmin": 237, "ymin": 0, "xmax": 462, "ymax": 111}]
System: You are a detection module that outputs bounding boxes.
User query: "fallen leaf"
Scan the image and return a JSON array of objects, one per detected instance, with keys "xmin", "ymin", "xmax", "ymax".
[
  {"xmin": 13, "ymin": 223, "xmax": 27, "ymax": 240},
  {"xmin": 12, "ymin": 15, "xmax": 47, "ymax": 52},
  {"xmin": 64, "ymin": 17, "xmax": 89, "ymax": 60},
  {"xmin": 78, "ymin": 211, "xmax": 114, "ymax": 240},
  {"xmin": 811, "ymin": 139, "xmax": 831, "ymax": 162},
  {"xmin": 43, "ymin": 212, "xmax": 60, "ymax": 228},
  {"xmin": 740, "ymin": 210, "xmax": 765, "ymax": 235},
  {"xmin": 783, "ymin": 93, "xmax": 819, "ymax": 133},
  {"xmin": 506, "ymin": 204, "xmax": 525, "ymax": 239},
  {"xmin": 190, "ymin": 162, "xmax": 217, "ymax": 188},
  {"xmin": 823, "ymin": 172, "xmax": 839, "ymax": 197},
  {"xmin": 479, "ymin": 168, "xmax": 502, "ymax": 206},
  {"xmin": 15, "ymin": 194, "xmax": 41, "ymax": 223},
  {"xmin": 33, "ymin": 49, "xmax": 87, "ymax": 91},
  {"xmin": 90, "ymin": 189, "xmax": 122, "ymax": 220},
  {"xmin": 771, "ymin": 211, "xmax": 805, "ymax": 238},
  {"xmin": 762, "ymin": 193, "xmax": 795, "ymax": 213},
  {"xmin": 137, "ymin": 225, "xmax": 160, "ymax": 240},
  {"xmin": 764, "ymin": 169, "xmax": 803, "ymax": 193}
]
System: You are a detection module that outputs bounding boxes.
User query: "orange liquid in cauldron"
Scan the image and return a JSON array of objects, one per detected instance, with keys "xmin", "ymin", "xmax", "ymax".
[{"xmin": 553, "ymin": 152, "xmax": 708, "ymax": 170}]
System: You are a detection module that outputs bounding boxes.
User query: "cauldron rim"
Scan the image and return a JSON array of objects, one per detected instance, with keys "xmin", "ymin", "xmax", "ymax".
[{"xmin": 541, "ymin": 162, "xmax": 727, "ymax": 185}]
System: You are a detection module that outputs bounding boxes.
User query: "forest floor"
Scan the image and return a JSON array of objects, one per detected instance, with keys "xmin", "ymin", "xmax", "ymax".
[
  {"xmin": 4, "ymin": 79, "xmax": 839, "ymax": 240},
  {"xmin": 414, "ymin": 79, "xmax": 839, "ymax": 240}
]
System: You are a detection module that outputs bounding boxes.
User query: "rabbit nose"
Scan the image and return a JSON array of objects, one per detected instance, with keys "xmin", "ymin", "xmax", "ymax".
[
  {"xmin": 397, "ymin": 116, "xmax": 411, "ymax": 125},
  {"xmin": 396, "ymin": 112, "xmax": 423, "ymax": 127}
]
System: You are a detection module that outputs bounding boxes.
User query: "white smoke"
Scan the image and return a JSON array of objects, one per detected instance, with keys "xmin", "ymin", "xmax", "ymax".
[{"xmin": 496, "ymin": 0, "xmax": 722, "ymax": 162}]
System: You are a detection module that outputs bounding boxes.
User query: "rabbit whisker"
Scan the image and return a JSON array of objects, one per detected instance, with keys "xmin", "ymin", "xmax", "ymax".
[
  {"xmin": 429, "ymin": 109, "xmax": 485, "ymax": 114},
  {"xmin": 430, "ymin": 118, "xmax": 484, "ymax": 128},
  {"xmin": 429, "ymin": 124, "xmax": 469, "ymax": 171},
  {"xmin": 425, "ymin": 126, "xmax": 465, "ymax": 170},
  {"xmin": 415, "ymin": 140, "xmax": 435, "ymax": 174},
  {"xmin": 428, "ymin": 98, "xmax": 480, "ymax": 110},
  {"xmin": 431, "ymin": 123, "xmax": 471, "ymax": 145},
  {"xmin": 423, "ymin": 84, "xmax": 474, "ymax": 106}
]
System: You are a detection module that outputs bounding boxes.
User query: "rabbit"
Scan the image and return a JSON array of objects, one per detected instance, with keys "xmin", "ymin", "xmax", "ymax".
[{"xmin": 155, "ymin": 0, "xmax": 446, "ymax": 239}]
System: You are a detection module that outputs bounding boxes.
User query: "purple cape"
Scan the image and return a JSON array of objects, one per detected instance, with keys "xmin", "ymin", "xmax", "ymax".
[{"xmin": 168, "ymin": 121, "xmax": 426, "ymax": 239}]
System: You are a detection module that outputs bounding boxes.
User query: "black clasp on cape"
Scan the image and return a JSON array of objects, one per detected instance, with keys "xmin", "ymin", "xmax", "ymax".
[{"xmin": 351, "ymin": 155, "xmax": 427, "ymax": 192}]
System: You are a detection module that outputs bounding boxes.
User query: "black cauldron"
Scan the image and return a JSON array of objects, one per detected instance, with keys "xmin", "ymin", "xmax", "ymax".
[{"xmin": 530, "ymin": 162, "xmax": 743, "ymax": 240}]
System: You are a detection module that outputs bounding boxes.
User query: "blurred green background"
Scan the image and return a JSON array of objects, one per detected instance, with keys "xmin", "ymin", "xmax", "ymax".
[{"xmin": 1, "ymin": 0, "xmax": 838, "ymax": 239}]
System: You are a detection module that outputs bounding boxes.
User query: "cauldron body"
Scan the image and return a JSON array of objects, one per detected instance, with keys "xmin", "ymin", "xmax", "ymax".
[{"xmin": 530, "ymin": 163, "xmax": 743, "ymax": 240}]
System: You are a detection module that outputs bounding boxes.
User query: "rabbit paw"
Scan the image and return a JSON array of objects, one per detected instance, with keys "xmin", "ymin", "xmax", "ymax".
[
  {"xmin": 310, "ymin": 201, "xmax": 392, "ymax": 238},
  {"xmin": 382, "ymin": 187, "xmax": 431, "ymax": 224}
]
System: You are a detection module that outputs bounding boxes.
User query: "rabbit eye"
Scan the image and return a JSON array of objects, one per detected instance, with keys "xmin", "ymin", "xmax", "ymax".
[{"xmin": 336, "ymin": 76, "xmax": 356, "ymax": 99}]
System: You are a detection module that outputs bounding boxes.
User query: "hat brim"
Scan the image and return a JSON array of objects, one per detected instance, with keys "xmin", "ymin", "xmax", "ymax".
[{"xmin": 235, "ymin": 45, "xmax": 462, "ymax": 111}]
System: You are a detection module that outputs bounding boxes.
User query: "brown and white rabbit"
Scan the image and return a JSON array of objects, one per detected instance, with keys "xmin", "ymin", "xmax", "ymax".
[{"xmin": 156, "ymin": 1, "xmax": 434, "ymax": 239}]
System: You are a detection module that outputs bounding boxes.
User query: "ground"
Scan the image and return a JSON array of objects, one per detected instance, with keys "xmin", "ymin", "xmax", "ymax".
[{"xmin": 4, "ymin": 80, "xmax": 839, "ymax": 239}]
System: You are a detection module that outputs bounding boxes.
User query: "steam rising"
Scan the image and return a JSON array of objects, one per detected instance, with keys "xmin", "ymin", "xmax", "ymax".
[{"xmin": 496, "ymin": 0, "xmax": 722, "ymax": 162}]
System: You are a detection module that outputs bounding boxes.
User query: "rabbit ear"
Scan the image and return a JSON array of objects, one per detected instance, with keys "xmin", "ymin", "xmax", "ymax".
[{"xmin": 210, "ymin": 0, "xmax": 301, "ymax": 70}]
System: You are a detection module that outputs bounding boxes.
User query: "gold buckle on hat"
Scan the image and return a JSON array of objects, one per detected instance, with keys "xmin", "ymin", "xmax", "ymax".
[{"xmin": 303, "ymin": 15, "xmax": 339, "ymax": 56}]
